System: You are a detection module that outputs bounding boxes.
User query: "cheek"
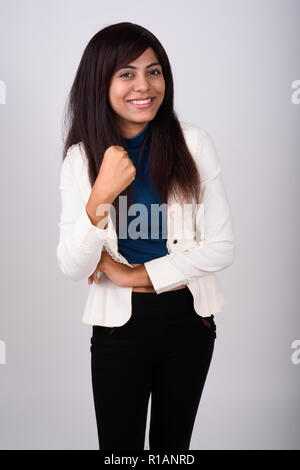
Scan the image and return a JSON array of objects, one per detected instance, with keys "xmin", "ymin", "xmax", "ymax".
[
  {"xmin": 156, "ymin": 79, "xmax": 165, "ymax": 97},
  {"xmin": 109, "ymin": 83, "xmax": 127, "ymax": 106}
]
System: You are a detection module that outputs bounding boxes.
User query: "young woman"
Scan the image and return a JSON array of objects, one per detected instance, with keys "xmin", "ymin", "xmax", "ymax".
[{"xmin": 57, "ymin": 22, "xmax": 235, "ymax": 450}]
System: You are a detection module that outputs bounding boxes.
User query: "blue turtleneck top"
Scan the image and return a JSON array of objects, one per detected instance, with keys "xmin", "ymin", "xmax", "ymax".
[{"xmin": 117, "ymin": 122, "xmax": 168, "ymax": 263}]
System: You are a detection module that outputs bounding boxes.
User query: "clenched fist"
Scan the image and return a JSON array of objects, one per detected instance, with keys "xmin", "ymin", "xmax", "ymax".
[{"xmin": 94, "ymin": 145, "xmax": 136, "ymax": 201}]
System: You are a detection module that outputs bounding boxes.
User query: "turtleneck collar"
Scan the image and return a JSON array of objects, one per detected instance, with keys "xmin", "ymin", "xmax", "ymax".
[{"xmin": 124, "ymin": 122, "xmax": 151, "ymax": 150}]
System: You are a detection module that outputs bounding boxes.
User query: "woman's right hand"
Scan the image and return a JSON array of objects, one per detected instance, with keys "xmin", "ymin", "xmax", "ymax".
[{"xmin": 94, "ymin": 145, "xmax": 136, "ymax": 200}]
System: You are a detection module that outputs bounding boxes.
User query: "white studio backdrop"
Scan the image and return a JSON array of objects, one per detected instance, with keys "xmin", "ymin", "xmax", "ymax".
[{"xmin": 0, "ymin": 0, "xmax": 299, "ymax": 450}]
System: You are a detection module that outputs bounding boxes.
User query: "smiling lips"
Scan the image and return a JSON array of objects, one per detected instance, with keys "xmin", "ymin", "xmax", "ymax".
[
  {"xmin": 128, "ymin": 97, "xmax": 156, "ymax": 108},
  {"xmin": 128, "ymin": 96, "xmax": 155, "ymax": 102}
]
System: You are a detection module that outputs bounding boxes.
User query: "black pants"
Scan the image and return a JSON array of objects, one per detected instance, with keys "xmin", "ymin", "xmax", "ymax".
[{"xmin": 90, "ymin": 286, "xmax": 216, "ymax": 450}]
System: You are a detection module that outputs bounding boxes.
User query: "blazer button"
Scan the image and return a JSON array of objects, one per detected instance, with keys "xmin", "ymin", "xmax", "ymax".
[{"xmin": 173, "ymin": 239, "xmax": 178, "ymax": 244}]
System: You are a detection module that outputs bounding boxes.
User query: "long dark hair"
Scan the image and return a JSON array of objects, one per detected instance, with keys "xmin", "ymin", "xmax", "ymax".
[{"xmin": 62, "ymin": 22, "xmax": 201, "ymax": 233}]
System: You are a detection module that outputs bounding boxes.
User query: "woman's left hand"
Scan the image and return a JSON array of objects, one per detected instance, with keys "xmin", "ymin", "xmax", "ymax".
[{"xmin": 88, "ymin": 251, "xmax": 134, "ymax": 287}]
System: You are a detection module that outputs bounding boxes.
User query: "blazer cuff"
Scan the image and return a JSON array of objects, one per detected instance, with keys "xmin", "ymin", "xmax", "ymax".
[
  {"xmin": 73, "ymin": 206, "xmax": 110, "ymax": 254},
  {"xmin": 144, "ymin": 254, "xmax": 187, "ymax": 294}
]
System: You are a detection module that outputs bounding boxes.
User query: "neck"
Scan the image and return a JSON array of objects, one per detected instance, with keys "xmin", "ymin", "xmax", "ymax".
[{"xmin": 118, "ymin": 119, "xmax": 150, "ymax": 139}]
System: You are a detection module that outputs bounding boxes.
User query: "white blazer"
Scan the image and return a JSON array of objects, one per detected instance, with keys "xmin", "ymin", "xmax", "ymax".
[{"xmin": 56, "ymin": 121, "xmax": 235, "ymax": 326}]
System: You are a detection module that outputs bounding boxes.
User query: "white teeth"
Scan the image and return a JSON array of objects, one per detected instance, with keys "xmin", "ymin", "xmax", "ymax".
[{"xmin": 130, "ymin": 99, "xmax": 152, "ymax": 104}]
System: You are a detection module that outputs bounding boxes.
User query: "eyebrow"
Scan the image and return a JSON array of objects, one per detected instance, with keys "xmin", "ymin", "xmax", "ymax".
[{"xmin": 118, "ymin": 62, "xmax": 161, "ymax": 70}]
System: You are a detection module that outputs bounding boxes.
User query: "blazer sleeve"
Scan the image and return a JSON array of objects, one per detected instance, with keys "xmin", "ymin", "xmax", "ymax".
[
  {"xmin": 143, "ymin": 129, "xmax": 235, "ymax": 294},
  {"xmin": 56, "ymin": 145, "xmax": 110, "ymax": 281}
]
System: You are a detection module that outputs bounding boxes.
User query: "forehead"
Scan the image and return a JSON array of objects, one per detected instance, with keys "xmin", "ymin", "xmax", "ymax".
[
  {"xmin": 129, "ymin": 47, "xmax": 157, "ymax": 63},
  {"xmin": 118, "ymin": 48, "xmax": 160, "ymax": 69}
]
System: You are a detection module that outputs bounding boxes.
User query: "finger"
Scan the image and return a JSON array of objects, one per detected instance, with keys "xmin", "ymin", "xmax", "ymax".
[
  {"xmin": 93, "ymin": 270, "xmax": 101, "ymax": 284},
  {"xmin": 88, "ymin": 276, "xmax": 93, "ymax": 285}
]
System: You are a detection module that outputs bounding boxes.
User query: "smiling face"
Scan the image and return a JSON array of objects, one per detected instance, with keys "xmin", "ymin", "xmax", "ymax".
[{"xmin": 109, "ymin": 47, "xmax": 165, "ymax": 138}]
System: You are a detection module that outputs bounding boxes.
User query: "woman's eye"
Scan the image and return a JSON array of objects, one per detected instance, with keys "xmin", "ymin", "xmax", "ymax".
[
  {"xmin": 119, "ymin": 69, "xmax": 161, "ymax": 78},
  {"xmin": 150, "ymin": 69, "xmax": 161, "ymax": 76}
]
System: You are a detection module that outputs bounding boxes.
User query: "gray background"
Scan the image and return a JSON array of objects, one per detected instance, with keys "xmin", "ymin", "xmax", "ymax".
[{"xmin": 0, "ymin": 0, "xmax": 299, "ymax": 450}]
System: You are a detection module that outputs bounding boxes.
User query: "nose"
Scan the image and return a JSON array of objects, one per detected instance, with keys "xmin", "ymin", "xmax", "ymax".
[{"xmin": 132, "ymin": 73, "xmax": 151, "ymax": 92}]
